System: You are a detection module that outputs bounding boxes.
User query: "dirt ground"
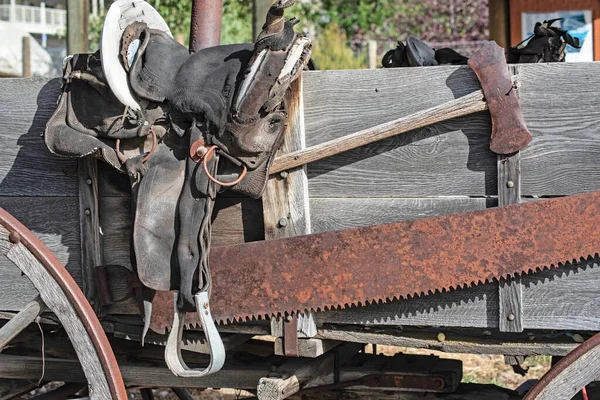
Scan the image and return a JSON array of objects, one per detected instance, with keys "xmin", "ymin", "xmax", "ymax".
[{"xmin": 123, "ymin": 345, "xmax": 551, "ymax": 399}]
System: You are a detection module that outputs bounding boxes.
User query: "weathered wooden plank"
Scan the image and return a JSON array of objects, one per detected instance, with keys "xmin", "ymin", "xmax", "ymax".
[
  {"xmin": 274, "ymin": 338, "xmax": 341, "ymax": 358},
  {"xmin": 0, "ymin": 78, "xmax": 78, "ymax": 197},
  {"xmin": 309, "ymin": 197, "xmax": 495, "ymax": 233},
  {"xmin": 271, "ymin": 89, "xmax": 488, "ymax": 174},
  {"xmin": 521, "ymin": 261, "xmax": 600, "ymax": 331},
  {"xmin": 499, "ymin": 276, "xmax": 524, "ymax": 332},
  {"xmin": 315, "ymin": 283, "xmax": 497, "ymax": 328},
  {"xmin": 0, "ymin": 296, "xmax": 45, "ymax": 350},
  {"xmin": 497, "ymin": 147, "xmax": 524, "ymax": 333},
  {"xmin": 303, "ymin": 67, "xmax": 481, "ymax": 145},
  {"xmin": 0, "ymin": 197, "xmax": 81, "ymax": 311},
  {"xmin": 263, "ymin": 77, "xmax": 311, "ymax": 239},
  {"xmin": 306, "ymin": 114, "xmax": 496, "ymax": 197},
  {"xmin": 257, "ymin": 343, "xmax": 362, "ymax": 400},
  {"xmin": 302, "ymin": 67, "xmax": 496, "ymax": 197},
  {"xmin": 518, "ymin": 63, "xmax": 600, "ymax": 196},
  {"xmin": 79, "ymin": 157, "xmax": 102, "ymax": 310},
  {"xmin": 0, "ymin": 354, "xmax": 268, "ymax": 390},
  {"xmin": 317, "ymin": 327, "xmax": 578, "ymax": 356}
]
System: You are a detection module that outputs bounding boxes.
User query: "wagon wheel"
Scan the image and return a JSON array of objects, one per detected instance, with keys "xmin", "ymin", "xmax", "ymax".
[
  {"xmin": 523, "ymin": 331, "xmax": 600, "ymax": 400},
  {"xmin": 0, "ymin": 208, "xmax": 127, "ymax": 400}
]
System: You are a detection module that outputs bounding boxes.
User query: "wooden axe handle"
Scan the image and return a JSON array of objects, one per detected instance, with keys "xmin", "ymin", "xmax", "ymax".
[{"xmin": 271, "ymin": 87, "xmax": 488, "ymax": 174}]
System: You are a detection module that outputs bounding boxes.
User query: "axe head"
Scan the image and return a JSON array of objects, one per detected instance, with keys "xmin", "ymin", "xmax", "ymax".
[{"xmin": 468, "ymin": 41, "xmax": 532, "ymax": 154}]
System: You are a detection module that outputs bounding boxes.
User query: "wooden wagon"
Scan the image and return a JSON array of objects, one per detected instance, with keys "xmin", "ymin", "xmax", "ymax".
[{"xmin": 1, "ymin": 62, "xmax": 600, "ymax": 399}]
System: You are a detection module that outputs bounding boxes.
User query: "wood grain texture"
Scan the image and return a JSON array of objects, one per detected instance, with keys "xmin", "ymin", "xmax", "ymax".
[
  {"xmin": 517, "ymin": 63, "xmax": 600, "ymax": 196},
  {"xmin": 309, "ymin": 197, "xmax": 494, "ymax": 233},
  {"xmin": 315, "ymin": 283, "xmax": 498, "ymax": 328},
  {"xmin": 0, "ymin": 78, "xmax": 78, "ymax": 197},
  {"xmin": 306, "ymin": 114, "xmax": 496, "ymax": 197},
  {"xmin": 525, "ymin": 337, "xmax": 600, "ymax": 400},
  {"xmin": 497, "ymin": 151, "xmax": 524, "ymax": 333},
  {"xmin": 498, "ymin": 276, "xmax": 524, "ymax": 333},
  {"xmin": 0, "ymin": 354, "xmax": 268, "ymax": 390},
  {"xmin": 0, "ymin": 197, "xmax": 81, "ymax": 311},
  {"xmin": 0, "ymin": 296, "xmax": 44, "ymax": 350},
  {"xmin": 317, "ymin": 328, "xmax": 578, "ymax": 356},
  {"xmin": 274, "ymin": 338, "xmax": 341, "ymax": 358},
  {"xmin": 263, "ymin": 77, "xmax": 311, "ymax": 239},
  {"xmin": 302, "ymin": 67, "xmax": 497, "ymax": 197},
  {"xmin": 5, "ymin": 241, "xmax": 112, "ymax": 400},
  {"xmin": 271, "ymin": 90, "xmax": 487, "ymax": 174},
  {"xmin": 257, "ymin": 343, "xmax": 362, "ymax": 400},
  {"xmin": 78, "ymin": 157, "xmax": 102, "ymax": 310}
]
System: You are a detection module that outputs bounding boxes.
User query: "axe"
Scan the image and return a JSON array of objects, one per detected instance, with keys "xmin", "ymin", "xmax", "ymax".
[{"xmin": 271, "ymin": 41, "xmax": 532, "ymax": 174}]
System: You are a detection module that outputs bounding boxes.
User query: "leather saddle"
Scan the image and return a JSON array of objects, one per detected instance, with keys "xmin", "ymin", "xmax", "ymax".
[
  {"xmin": 507, "ymin": 18, "xmax": 580, "ymax": 63},
  {"xmin": 44, "ymin": 0, "xmax": 311, "ymax": 377}
]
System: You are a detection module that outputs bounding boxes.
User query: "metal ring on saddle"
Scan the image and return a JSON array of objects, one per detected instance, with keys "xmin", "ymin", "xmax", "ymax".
[
  {"xmin": 115, "ymin": 128, "xmax": 157, "ymax": 164},
  {"xmin": 202, "ymin": 145, "xmax": 248, "ymax": 187}
]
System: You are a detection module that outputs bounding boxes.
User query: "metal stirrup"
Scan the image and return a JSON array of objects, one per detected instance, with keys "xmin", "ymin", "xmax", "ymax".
[{"xmin": 165, "ymin": 291, "xmax": 225, "ymax": 377}]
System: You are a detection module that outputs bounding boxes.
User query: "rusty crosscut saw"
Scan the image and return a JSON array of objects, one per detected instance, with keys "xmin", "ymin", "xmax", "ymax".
[{"xmin": 148, "ymin": 42, "xmax": 598, "ymax": 330}]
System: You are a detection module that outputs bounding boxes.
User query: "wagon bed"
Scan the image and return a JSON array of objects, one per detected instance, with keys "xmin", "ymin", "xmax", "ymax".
[{"xmin": 1, "ymin": 62, "xmax": 600, "ymax": 397}]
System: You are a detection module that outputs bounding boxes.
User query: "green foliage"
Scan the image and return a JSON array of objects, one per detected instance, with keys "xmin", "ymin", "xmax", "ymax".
[
  {"xmin": 87, "ymin": 0, "xmax": 253, "ymax": 52},
  {"xmin": 289, "ymin": 0, "xmax": 488, "ymax": 46},
  {"xmin": 310, "ymin": 22, "xmax": 367, "ymax": 70}
]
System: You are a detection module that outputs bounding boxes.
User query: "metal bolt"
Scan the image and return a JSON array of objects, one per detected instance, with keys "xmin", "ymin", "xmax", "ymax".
[
  {"xmin": 8, "ymin": 231, "xmax": 21, "ymax": 244},
  {"xmin": 278, "ymin": 218, "xmax": 288, "ymax": 228},
  {"xmin": 205, "ymin": 310, "xmax": 209, "ymax": 316},
  {"xmin": 279, "ymin": 171, "xmax": 289, "ymax": 179},
  {"xmin": 286, "ymin": 315, "xmax": 293, "ymax": 322},
  {"xmin": 203, "ymin": 302, "xmax": 209, "ymax": 309},
  {"xmin": 89, "ymin": 299, "xmax": 96, "ymax": 306},
  {"xmin": 507, "ymin": 313, "xmax": 515, "ymax": 321},
  {"xmin": 86, "ymin": 178, "xmax": 92, "ymax": 185},
  {"xmin": 506, "ymin": 180, "xmax": 515, "ymax": 188},
  {"xmin": 437, "ymin": 333, "xmax": 446, "ymax": 342},
  {"xmin": 84, "ymin": 209, "xmax": 91, "ymax": 216}
]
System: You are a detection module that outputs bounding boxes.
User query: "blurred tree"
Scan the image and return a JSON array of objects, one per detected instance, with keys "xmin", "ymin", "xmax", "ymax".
[
  {"xmin": 291, "ymin": 0, "xmax": 488, "ymax": 48},
  {"xmin": 310, "ymin": 22, "xmax": 367, "ymax": 70},
  {"xmin": 88, "ymin": 0, "xmax": 253, "ymax": 51}
]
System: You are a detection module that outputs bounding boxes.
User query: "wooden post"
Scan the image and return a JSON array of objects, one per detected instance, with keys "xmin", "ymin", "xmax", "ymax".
[
  {"xmin": 489, "ymin": 0, "xmax": 510, "ymax": 48},
  {"xmin": 21, "ymin": 37, "xmax": 31, "ymax": 78},
  {"xmin": 78, "ymin": 158, "xmax": 102, "ymax": 312},
  {"xmin": 253, "ymin": 0, "xmax": 273, "ymax": 40},
  {"xmin": 368, "ymin": 40, "xmax": 378, "ymax": 69},
  {"xmin": 497, "ymin": 67, "xmax": 524, "ymax": 333},
  {"xmin": 67, "ymin": 0, "xmax": 89, "ymax": 55}
]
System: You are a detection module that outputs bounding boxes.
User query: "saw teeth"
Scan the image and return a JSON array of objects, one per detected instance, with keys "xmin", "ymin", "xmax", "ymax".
[{"xmin": 219, "ymin": 253, "xmax": 600, "ymax": 325}]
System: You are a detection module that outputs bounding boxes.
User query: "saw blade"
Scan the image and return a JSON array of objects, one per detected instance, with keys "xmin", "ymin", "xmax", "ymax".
[{"xmin": 149, "ymin": 190, "xmax": 600, "ymax": 330}]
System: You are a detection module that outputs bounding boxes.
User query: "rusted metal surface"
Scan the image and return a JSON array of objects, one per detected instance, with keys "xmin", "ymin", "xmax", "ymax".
[
  {"xmin": 0, "ymin": 208, "xmax": 128, "ymax": 400},
  {"xmin": 283, "ymin": 315, "xmax": 299, "ymax": 357},
  {"xmin": 468, "ymin": 41, "xmax": 532, "ymax": 154},
  {"xmin": 151, "ymin": 190, "xmax": 600, "ymax": 328},
  {"xmin": 297, "ymin": 374, "xmax": 447, "ymax": 394},
  {"xmin": 189, "ymin": 0, "xmax": 223, "ymax": 53},
  {"xmin": 523, "ymin": 331, "xmax": 600, "ymax": 400}
]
